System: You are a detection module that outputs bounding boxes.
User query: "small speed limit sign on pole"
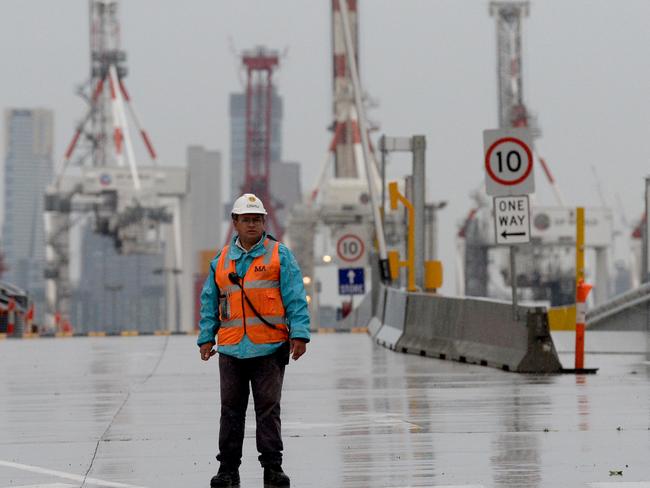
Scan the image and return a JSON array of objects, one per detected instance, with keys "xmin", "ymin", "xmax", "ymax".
[
  {"xmin": 483, "ymin": 128, "xmax": 535, "ymax": 196},
  {"xmin": 333, "ymin": 225, "xmax": 368, "ymax": 266}
]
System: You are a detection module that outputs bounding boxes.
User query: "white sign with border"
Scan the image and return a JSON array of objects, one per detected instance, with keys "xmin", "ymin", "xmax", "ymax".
[
  {"xmin": 494, "ymin": 195, "xmax": 531, "ymax": 245},
  {"xmin": 483, "ymin": 128, "xmax": 535, "ymax": 196},
  {"xmin": 530, "ymin": 207, "xmax": 613, "ymax": 247},
  {"xmin": 333, "ymin": 225, "xmax": 368, "ymax": 266}
]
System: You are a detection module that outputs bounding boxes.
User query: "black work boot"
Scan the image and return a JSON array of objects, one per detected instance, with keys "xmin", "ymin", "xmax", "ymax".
[
  {"xmin": 263, "ymin": 464, "xmax": 290, "ymax": 487},
  {"xmin": 210, "ymin": 465, "xmax": 240, "ymax": 488}
]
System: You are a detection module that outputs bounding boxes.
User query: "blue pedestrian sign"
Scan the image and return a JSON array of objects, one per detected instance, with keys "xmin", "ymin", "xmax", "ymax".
[{"xmin": 338, "ymin": 267, "xmax": 365, "ymax": 295}]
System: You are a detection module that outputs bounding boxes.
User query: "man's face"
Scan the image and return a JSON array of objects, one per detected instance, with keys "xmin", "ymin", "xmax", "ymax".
[{"xmin": 233, "ymin": 214, "xmax": 265, "ymax": 242}]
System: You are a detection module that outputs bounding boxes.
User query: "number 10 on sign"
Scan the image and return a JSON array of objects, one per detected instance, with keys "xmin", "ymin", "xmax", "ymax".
[{"xmin": 483, "ymin": 129, "xmax": 535, "ymax": 197}]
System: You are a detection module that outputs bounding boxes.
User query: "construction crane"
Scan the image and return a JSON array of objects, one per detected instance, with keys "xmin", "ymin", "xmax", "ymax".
[
  {"xmin": 240, "ymin": 47, "xmax": 284, "ymax": 239},
  {"xmin": 491, "ymin": 1, "xmax": 564, "ymax": 204},
  {"xmin": 287, "ymin": 0, "xmax": 397, "ymax": 324},
  {"xmin": 460, "ymin": 2, "xmax": 569, "ymax": 300},
  {"xmin": 44, "ymin": 0, "xmax": 190, "ymax": 331}
]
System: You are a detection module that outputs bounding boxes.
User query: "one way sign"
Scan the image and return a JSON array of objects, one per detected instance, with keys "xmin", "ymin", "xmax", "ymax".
[{"xmin": 494, "ymin": 195, "xmax": 531, "ymax": 245}]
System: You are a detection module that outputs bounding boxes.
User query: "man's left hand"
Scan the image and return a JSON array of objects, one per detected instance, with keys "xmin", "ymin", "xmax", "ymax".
[{"xmin": 290, "ymin": 339, "xmax": 307, "ymax": 361}]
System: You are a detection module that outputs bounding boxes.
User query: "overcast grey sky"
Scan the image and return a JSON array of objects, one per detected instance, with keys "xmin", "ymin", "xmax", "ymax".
[{"xmin": 2, "ymin": 0, "xmax": 650, "ymax": 293}]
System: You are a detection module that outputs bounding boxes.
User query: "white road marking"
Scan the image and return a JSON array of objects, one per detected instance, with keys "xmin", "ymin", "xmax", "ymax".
[
  {"xmin": 392, "ymin": 485, "xmax": 486, "ymax": 488},
  {"xmin": 8, "ymin": 484, "xmax": 77, "ymax": 488},
  {"xmin": 589, "ymin": 483, "xmax": 650, "ymax": 487},
  {"xmin": 0, "ymin": 460, "xmax": 149, "ymax": 488}
]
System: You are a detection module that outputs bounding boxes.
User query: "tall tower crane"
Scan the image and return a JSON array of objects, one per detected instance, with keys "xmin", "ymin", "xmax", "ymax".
[
  {"xmin": 287, "ymin": 0, "xmax": 391, "ymax": 323},
  {"xmin": 491, "ymin": 1, "xmax": 530, "ymax": 129},
  {"xmin": 240, "ymin": 48, "xmax": 284, "ymax": 239},
  {"xmin": 490, "ymin": 1, "xmax": 564, "ymax": 204},
  {"xmin": 331, "ymin": 0, "xmax": 362, "ymax": 178},
  {"xmin": 44, "ymin": 0, "xmax": 188, "ymax": 330}
]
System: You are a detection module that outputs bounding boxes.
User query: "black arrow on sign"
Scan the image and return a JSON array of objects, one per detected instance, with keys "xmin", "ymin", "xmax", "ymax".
[{"xmin": 501, "ymin": 230, "xmax": 526, "ymax": 239}]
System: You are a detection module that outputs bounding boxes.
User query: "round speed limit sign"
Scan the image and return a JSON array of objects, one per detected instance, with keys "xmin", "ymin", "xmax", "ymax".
[
  {"xmin": 483, "ymin": 129, "xmax": 535, "ymax": 196},
  {"xmin": 336, "ymin": 234, "xmax": 365, "ymax": 264}
]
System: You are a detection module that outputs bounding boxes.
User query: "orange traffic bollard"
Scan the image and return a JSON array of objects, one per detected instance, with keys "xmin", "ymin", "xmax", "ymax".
[
  {"xmin": 7, "ymin": 298, "xmax": 16, "ymax": 335},
  {"xmin": 575, "ymin": 279, "xmax": 593, "ymax": 369}
]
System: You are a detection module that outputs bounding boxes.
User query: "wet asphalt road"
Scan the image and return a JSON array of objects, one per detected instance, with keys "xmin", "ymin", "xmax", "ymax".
[{"xmin": 0, "ymin": 331, "xmax": 649, "ymax": 488}]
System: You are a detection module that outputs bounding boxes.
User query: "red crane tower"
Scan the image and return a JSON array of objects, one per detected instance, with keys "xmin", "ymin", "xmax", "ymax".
[{"xmin": 241, "ymin": 47, "xmax": 283, "ymax": 239}]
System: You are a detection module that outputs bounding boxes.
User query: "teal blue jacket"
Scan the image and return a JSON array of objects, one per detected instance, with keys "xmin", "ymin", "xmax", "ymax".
[{"xmin": 197, "ymin": 233, "xmax": 311, "ymax": 358}]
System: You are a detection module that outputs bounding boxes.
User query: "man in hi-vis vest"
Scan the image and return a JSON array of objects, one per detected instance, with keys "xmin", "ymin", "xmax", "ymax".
[{"xmin": 198, "ymin": 193, "xmax": 310, "ymax": 488}]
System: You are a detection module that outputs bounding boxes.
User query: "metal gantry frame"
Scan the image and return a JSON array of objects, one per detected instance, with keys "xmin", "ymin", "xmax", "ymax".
[
  {"xmin": 241, "ymin": 47, "xmax": 283, "ymax": 239},
  {"xmin": 44, "ymin": 0, "xmax": 188, "ymax": 331}
]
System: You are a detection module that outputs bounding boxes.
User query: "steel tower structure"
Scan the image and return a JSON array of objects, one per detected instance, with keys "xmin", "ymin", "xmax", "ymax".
[
  {"xmin": 490, "ymin": 1, "xmax": 530, "ymax": 129},
  {"xmin": 331, "ymin": 0, "xmax": 362, "ymax": 178},
  {"xmin": 240, "ymin": 47, "xmax": 283, "ymax": 238},
  {"xmin": 462, "ymin": 1, "xmax": 532, "ymax": 298},
  {"xmin": 45, "ymin": 0, "xmax": 164, "ymax": 329}
]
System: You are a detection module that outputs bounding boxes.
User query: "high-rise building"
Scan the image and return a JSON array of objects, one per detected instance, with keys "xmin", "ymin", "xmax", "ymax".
[
  {"xmin": 2, "ymin": 108, "xmax": 54, "ymax": 321},
  {"xmin": 229, "ymin": 90, "xmax": 282, "ymax": 202},
  {"xmin": 270, "ymin": 160, "xmax": 301, "ymax": 225},
  {"xmin": 186, "ymin": 145, "xmax": 222, "ymax": 260},
  {"xmin": 186, "ymin": 145, "xmax": 222, "ymax": 326}
]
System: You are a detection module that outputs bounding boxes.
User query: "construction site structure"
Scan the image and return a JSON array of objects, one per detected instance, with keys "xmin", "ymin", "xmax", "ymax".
[
  {"xmin": 44, "ymin": 0, "xmax": 199, "ymax": 332},
  {"xmin": 238, "ymin": 47, "xmax": 284, "ymax": 239},
  {"xmin": 459, "ymin": 1, "xmax": 614, "ymax": 307},
  {"xmin": 331, "ymin": 0, "xmax": 360, "ymax": 178},
  {"xmin": 493, "ymin": 1, "xmax": 529, "ymax": 129},
  {"xmin": 287, "ymin": 0, "xmax": 434, "ymax": 324}
]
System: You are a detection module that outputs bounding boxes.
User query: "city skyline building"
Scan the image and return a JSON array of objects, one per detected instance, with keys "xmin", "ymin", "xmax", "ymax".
[
  {"xmin": 186, "ymin": 145, "xmax": 222, "ymax": 261},
  {"xmin": 186, "ymin": 145, "xmax": 222, "ymax": 326},
  {"xmin": 1, "ymin": 108, "xmax": 54, "ymax": 322}
]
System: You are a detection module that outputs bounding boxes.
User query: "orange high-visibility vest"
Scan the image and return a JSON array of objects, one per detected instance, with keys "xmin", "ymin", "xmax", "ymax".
[{"xmin": 214, "ymin": 238, "xmax": 288, "ymax": 345}]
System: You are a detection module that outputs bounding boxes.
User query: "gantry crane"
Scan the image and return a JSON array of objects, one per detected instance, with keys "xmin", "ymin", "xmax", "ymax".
[{"xmin": 44, "ymin": 0, "xmax": 190, "ymax": 331}]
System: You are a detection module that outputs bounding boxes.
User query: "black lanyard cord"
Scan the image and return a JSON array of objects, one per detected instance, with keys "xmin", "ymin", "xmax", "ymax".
[{"xmin": 228, "ymin": 272, "xmax": 282, "ymax": 331}]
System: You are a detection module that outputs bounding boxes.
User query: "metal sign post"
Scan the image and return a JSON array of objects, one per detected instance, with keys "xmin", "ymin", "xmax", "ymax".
[
  {"xmin": 508, "ymin": 250, "xmax": 520, "ymax": 319},
  {"xmin": 644, "ymin": 177, "xmax": 650, "ymax": 283}
]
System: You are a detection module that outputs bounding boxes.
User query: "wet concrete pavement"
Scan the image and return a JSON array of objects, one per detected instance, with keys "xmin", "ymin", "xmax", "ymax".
[{"xmin": 0, "ymin": 331, "xmax": 649, "ymax": 487}]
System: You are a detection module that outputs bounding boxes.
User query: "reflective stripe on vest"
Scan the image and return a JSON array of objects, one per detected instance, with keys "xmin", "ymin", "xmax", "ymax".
[
  {"xmin": 221, "ymin": 280, "xmax": 281, "ymax": 295},
  {"xmin": 214, "ymin": 238, "xmax": 288, "ymax": 345},
  {"xmin": 219, "ymin": 316, "xmax": 287, "ymax": 329}
]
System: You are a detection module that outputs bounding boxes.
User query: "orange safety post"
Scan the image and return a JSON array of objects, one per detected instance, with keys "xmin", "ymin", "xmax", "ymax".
[
  {"xmin": 575, "ymin": 279, "xmax": 593, "ymax": 369},
  {"xmin": 54, "ymin": 311, "xmax": 61, "ymax": 333},
  {"xmin": 7, "ymin": 298, "xmax": 16, "ymax": 335},
  {"xmin": 62, "ymin": 319, "xmax": 73, "ymax": 334},
  {"xmin": 25, "ymin": 304, "xmax": 34, "ymax": 333}
]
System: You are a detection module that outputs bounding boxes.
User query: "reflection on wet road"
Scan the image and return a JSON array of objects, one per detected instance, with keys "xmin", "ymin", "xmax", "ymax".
[{"xmin": 0, "ymin": 332, "xmax": 649, "ymax": 487}]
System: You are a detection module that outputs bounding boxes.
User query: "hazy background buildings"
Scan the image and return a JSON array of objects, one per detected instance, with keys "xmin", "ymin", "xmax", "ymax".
[
  {"xmin": 2, "ymin": 1, "xmax": 650, "ymax": 317},
  {"xmin": 1, "ymin": 108, "xmax": 53, "ymax": 322}
]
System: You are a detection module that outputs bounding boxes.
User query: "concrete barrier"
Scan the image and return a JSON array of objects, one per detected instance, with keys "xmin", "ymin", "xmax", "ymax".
[
  {"xmin": 395, "ymin": 293, "xmax": 561, "ymax": 372},
  {"xmin": 587, "ymin": 282, "xmax": 650, "ymax": 331},
  {"xmin": 367, "ymin": 283, "xmax": 387, "ymax": 337},
  {"xmin": 351, "ymin": 283, "xmax": 561, "ymax": 373},
  {"xmin": 374, "ymin": 287, "xmax": 408, "ymax": 350}
]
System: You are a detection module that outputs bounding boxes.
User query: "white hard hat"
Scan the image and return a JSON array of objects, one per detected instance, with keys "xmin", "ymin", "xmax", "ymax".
[{"xmin": 231, "ymin": 193, "xmax": 267, "ymax": 215}]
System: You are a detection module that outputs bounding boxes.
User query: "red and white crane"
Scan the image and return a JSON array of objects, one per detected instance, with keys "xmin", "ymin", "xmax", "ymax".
[
  {"xmin": 44, "ymin": 0, "xmax": 184, "ymax": 331},
  {"xmin": 240, "ymin": 47, "xmax": 284, "ymax": 239}
]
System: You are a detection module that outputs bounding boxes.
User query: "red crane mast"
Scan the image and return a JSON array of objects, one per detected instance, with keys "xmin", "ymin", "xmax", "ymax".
[{"xmin": 240, "ymin": 48, "xmax": 283, "ymax": 239}]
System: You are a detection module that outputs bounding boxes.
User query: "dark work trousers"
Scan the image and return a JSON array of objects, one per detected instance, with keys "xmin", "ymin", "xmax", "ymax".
[{"xmin": 216, "ymin": 345, "xmax": 288, "ymax": 469}]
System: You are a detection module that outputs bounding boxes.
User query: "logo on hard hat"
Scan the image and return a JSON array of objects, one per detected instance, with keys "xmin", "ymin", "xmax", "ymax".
[{"xmin": 248, "ymin": 196, "xmax": 257, "ymax": 203}]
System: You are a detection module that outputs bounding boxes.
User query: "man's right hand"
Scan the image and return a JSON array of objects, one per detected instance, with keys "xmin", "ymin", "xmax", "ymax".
[{"xmin": 200, "ymin": 342, "xmax": 216, "ymax": 361}]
